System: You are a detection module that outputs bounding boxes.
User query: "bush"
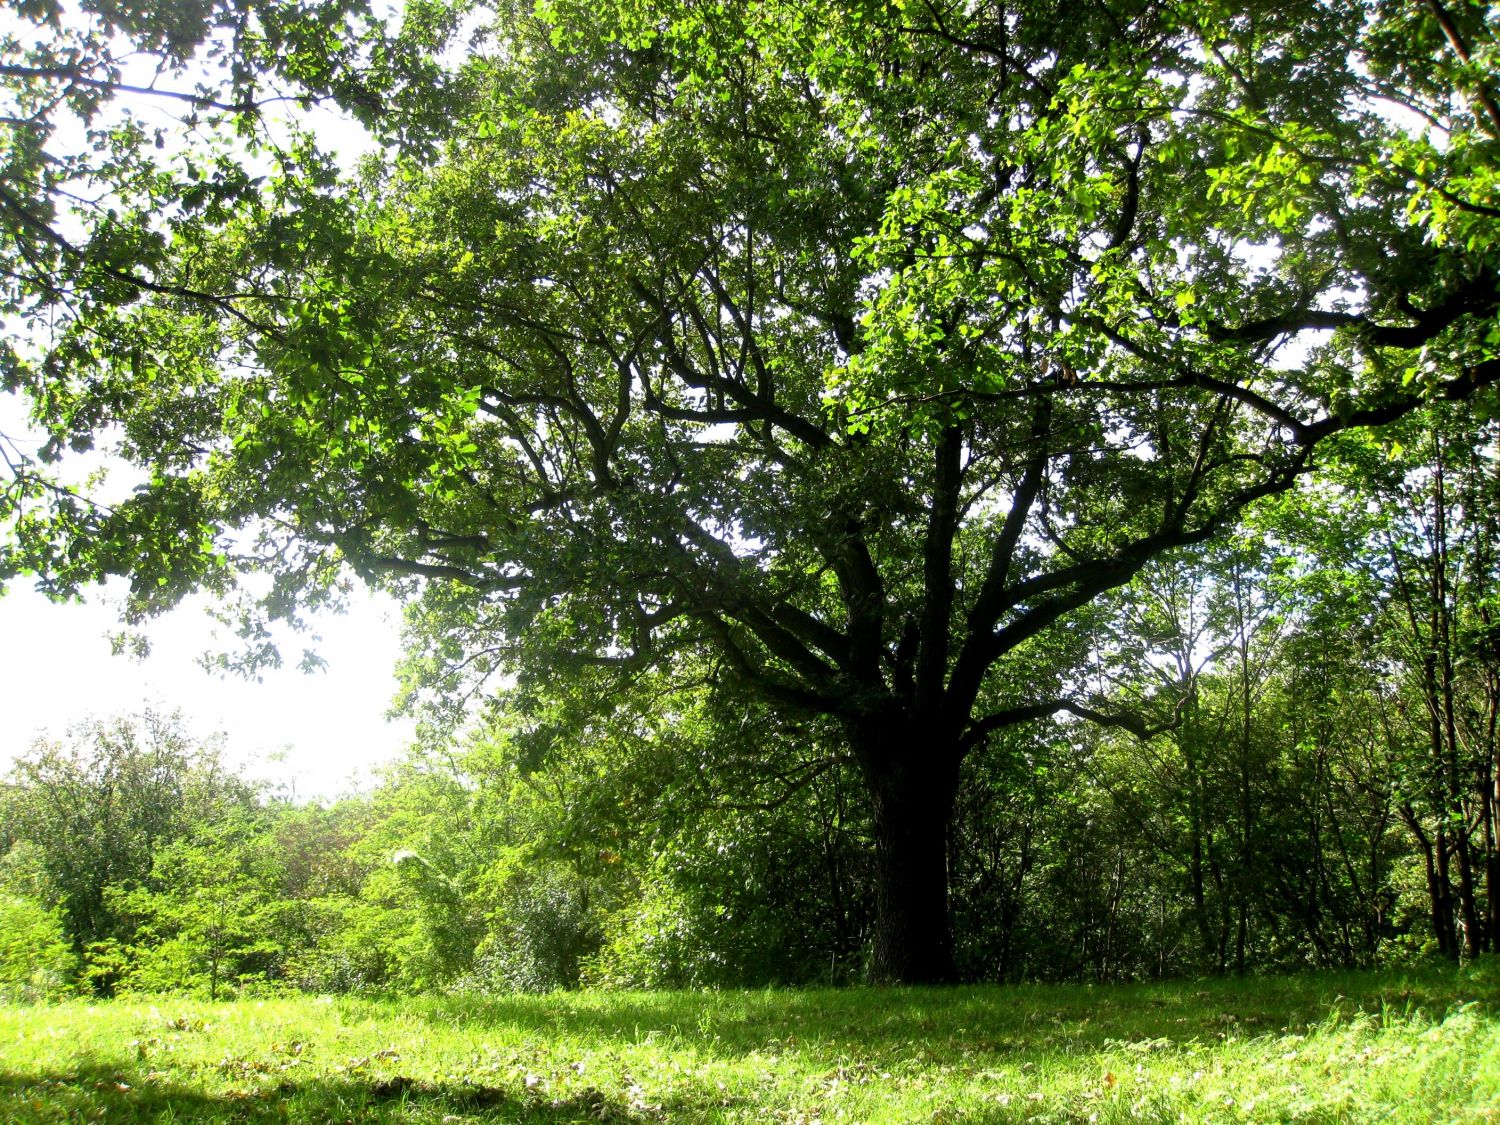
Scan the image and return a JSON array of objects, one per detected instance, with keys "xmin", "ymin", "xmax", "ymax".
[
  {"xmin": 0, "ymin": 894, "xmax": 76, "ymax": 1002},
  {"xmin": 470, "ymin": 865, "xmax": 603, "ymax": 992},
  {"xmin": 586, "ymin": 878, "xmax": 702, "ymax": 990}
]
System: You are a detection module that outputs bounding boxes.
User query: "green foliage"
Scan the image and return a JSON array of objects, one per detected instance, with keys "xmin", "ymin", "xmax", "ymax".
[
  {"xmin": 476, "ymin": 863, "xmax": 603, "ymax": 993},
  {"xmin": 110, "ymin": 811, "xmax": 290, "ymax": 999},
  {"xmin": 586, "ymin": 768, "xmax": 871, "ymax": 989},
  {"xmin": 0, "ymin": 893, "xmax": 76, "ymax": 1003},
  {"xmin": 487, "ymin": 671, "xmax": 873, "ymax": 988},
  {"xmin": 0, "ymin": 711, "xmax": 260, "ymax": 983}
]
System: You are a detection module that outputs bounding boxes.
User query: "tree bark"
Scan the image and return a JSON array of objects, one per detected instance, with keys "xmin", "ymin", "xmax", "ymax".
[{"xmin": 852, "ymin": 715, "xmax": 962, "ymax": 984}]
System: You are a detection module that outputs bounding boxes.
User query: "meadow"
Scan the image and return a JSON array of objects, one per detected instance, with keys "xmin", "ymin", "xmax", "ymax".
[{"xmin": 2, "ymin": 965, "xmax": 1498, "ymax": 1123}]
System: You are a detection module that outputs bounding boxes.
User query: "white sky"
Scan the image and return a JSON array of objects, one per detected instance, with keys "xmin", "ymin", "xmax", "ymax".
[{"xmin": 0, "ymin": 579, "xmax": 416, "ymax": 801}]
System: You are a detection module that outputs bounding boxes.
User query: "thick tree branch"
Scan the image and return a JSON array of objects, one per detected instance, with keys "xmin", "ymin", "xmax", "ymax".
[
  {"xmin": 342, "ymin": 547, "xmax": 508, "ymax": 590},
  {"xmin": 630, "ymin": 275, "xmax": 834, "ymax": 450},
  {"xmin": 668, "ymin": 521, "xmax": 850, "ymax": 676},
  {"xmin": 1207, "ymin": 270, "xmax": 1497, "ymax": 351},
  {"xmin": 827, "ymin": 519, "xmax": 886, "ymax": 686},
  {"xmin": 961, "ymin": 697, "xmax": 1178, "ymax": 751},
  {"xmin": 1422, "ymin": 0, "xmax": 1500, "ymax": 135},
  {"xmin": 698, "ymin": 611, "xmax": 843, "ymax": 712},
  {"xmin": 0, "ymin": 61, "xmax": 310, "ymax": 114},
  {"xmin": 1297, "ymin": 357, "xmax": 1500, "ymax": 445},
  {"xmin": 947, "ymin": 395, "xmax": 1051, "ymax": 716}
]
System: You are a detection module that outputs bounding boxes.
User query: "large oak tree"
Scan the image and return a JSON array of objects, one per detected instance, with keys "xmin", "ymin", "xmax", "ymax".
[{"xmin": 4, "ymin": 0, "xmax": 1499, "ymax": 980}]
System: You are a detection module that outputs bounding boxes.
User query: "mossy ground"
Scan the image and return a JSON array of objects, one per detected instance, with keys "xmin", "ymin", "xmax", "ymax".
[{"xmin": 3, "ymin": 965, "xmax": 1498, "ymax": 1123}]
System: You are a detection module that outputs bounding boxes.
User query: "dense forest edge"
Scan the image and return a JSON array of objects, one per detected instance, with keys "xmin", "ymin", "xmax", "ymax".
[
  {"xmin": 6, "ymin": 435, "xmax": 1500, "ymax": 1010},
  {"xmin": 4, "ymin": 0, "xmax": 1500, "ymax": 994},
  {"xmin": 5, "ymin": 411, "xmax": 1500, "ymax": 1002}
]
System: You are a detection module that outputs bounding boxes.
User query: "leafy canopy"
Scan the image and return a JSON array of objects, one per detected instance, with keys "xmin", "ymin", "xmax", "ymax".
[{"xmin": 2, "ymin": 0, "xmax": 1497, "ymax": 748}]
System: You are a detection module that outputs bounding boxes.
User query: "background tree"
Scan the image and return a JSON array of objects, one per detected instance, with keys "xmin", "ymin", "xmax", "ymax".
[
  {"xmin": 1, "ymin": 710, "xmax": 258, "ymax": 988},
  {"xmin": 110, "ymin": 808, "xmax": 288, "ymax": 999},
  {"xmin": 1285, "ymin": 404, "xmax": 1500, "ymax": 958}
]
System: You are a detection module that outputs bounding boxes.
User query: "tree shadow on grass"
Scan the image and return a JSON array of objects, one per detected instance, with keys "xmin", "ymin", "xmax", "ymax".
[{"xmin": 0, "ymin": 1062, "xmax": 661, "ymax": 1124}]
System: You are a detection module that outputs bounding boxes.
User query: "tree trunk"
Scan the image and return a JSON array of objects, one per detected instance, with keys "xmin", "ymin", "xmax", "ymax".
[
  {"xmin": 1487, "ymin": 733, "xmax": 1499, "ymax": 951},
  {"xmin": 1179, "ymin": 712, "xmax": 1218, "ymax": 970},
  {"xmin": 852, "ymin": 717, "xmax": 961, "ymax": 984},
  {"xmin": 1435, "ymin": 825, "xmax": 1460, "ymax": 956},
  {"xmin": 1453, "ymin": 833, "xmax": 1482, "ymax": 957}
]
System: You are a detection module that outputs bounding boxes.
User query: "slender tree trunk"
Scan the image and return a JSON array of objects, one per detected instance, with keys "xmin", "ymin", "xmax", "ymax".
[
  {"xmin": 1453, "ymin": 833, "xmax": 1482, "ymax": 957},
  {"xmin": 1421, "ymin": 645, "xmax": 1462, "ymax": 960},
  {"xmin": 815, "ymin": 767, "xmax": 855, "ymax": 978},
  {"xmin": 1398, "ymin": 796, "xmax": 1453, "ymax": 957},
  {"xmin": 1487, "ymin": 757, "xmax": 1499, "ymax": 952},
  {"xmin": 997, "ymin": 821, "xmax": 1033, "ymax": 981},
  {"xmin": 1430, "ymin": 455, "xmax": 1485, "ymax": 957},
  {"xmin": 1178, "ymin": 703, "xmax": 1219, "ymax": 971},
  {"xmin": 1436, "ymin": 824, "xmax": 1460, "ymax": 956},
  {"xmin": 1232, "ymin": 562, "xmax": 1255, "ymax": 975},
  {"xmin": 1486, "ymin": 693, "xmax": 1500, "ymax": 950},
  {"xmin": 1483, "ymin": 450, "xmax": 1500, "ymax": 952},
  {"xmin": 852, "ymin": 716, "xmax": 961, "ymax": 984},
  {"xmin": 1207, "ymin": 832, "xmax": 1230, "ymax": 973}
]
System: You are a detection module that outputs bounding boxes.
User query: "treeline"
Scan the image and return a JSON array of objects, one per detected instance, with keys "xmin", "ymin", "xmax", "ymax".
[{"xmin": 2, "ymin": 410, "xmax": 1497, "ymax": 1001}]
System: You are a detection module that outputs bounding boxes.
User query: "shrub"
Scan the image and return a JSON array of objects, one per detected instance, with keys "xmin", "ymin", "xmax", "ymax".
[{"xmin": 0, "ymin": 893, "xmax": 76, "ymax": 1002}]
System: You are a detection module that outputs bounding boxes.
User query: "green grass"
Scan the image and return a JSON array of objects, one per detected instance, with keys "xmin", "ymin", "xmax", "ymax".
[{"xmin": 3, "ymin": 965, "xmax": 1499, "ymax": 1123}]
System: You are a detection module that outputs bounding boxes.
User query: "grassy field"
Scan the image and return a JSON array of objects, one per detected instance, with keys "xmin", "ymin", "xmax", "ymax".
[{"xmin": 2, "ymin": 966, "xmax": 1498, "ymax": 1123}]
